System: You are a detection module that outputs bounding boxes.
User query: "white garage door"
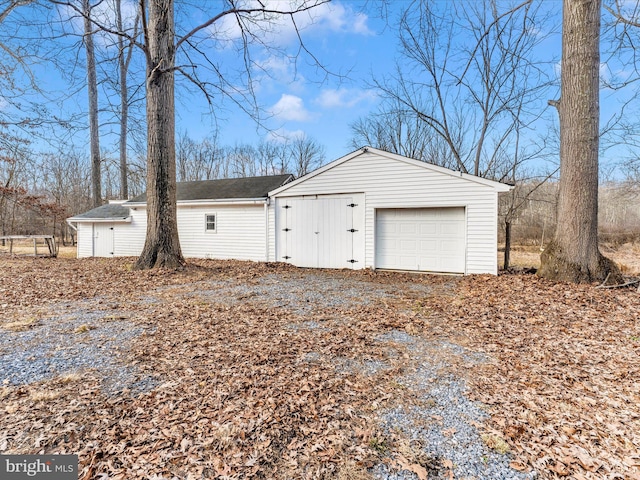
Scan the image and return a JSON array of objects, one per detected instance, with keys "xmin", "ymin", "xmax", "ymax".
[
  {"xmin": 375, "ymin": 208, "xmax": 466, "ymax": 273},
  {"xmin": 278, "ymin": 194, "xmax": 364, "ymax": 269}
]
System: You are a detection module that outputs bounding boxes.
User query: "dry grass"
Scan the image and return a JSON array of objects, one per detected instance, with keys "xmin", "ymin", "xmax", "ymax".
[
  {"xmin": 2, "ymin": 317, "xmax": 38, "ymax": 331},
  {"xmin": 0, "ymin": 242, "xmax": 76, "ymax": 258},
  {"xmin": 500, "ymin": 242, "xmax": 640, "ymax": 275},
  {"xmin": 74, "ymin": 324, "xmax": 96, "ymax": 333},
  {"xmin": 337, "ymin": 462, "xmax": 373, "ymax": 480},
  {"xmin": 57, "ymin": 245, "xmax": 77, "ymax": 258},
  {"xmin": 58, "ymin": 373, "xmax": 82, "ymax": 384},
  {"xmin": 481, "ymin": 433, "xmax": 511, "ymax": 454},
  {"xmin": 29, "ymin": 389, "xmax": 61, "ymax": 402}
]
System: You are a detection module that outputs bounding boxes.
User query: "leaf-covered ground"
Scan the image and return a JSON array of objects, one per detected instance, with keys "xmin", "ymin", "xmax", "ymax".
[{"xmin": 0, "ymin": 257, "xmax": 638, "ymax": 479}]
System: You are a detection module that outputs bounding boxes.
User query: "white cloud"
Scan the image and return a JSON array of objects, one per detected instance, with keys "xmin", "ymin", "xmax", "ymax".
[
  {"xmin": 600, "ymin": 62, "xmax": 612, "ymax": 83},
  {"xmin": 253, "ymin": 56, "xmax": 306, "ymax": 91},
  {"xmin": 315, "ymin": 88, "xmax": 377, "ymax": 109},
  {"xmin": 207, "ymin": 0, "xmax": 373, "ymax": 48},
  {"xmin": 270, "ymin": 94, "xmax": 311, "ymax": 121},
  {"xmin": 266, "ymin": 128, "xmax": 306, "ymax": 143},
  {"xmin": 311, "ymin": 2, "xmax": 373, "ymax": 36}
]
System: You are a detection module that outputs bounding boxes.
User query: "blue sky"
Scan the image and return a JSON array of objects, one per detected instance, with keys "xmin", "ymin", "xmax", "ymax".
[
  {"xmin": 8, "ymin": 0, "xmax": 638, "ymax": 175},
  {"xmin": 170, "ymin": 1, "xmax": 399, "ymax": 162},
  {"xmin": 17, "ymin": 0, "xmax": 400, "ymax": 163}
]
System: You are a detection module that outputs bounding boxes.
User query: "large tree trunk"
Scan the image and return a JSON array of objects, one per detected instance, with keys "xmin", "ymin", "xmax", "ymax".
[
  {"xmin": 538, "ymin": 0, "xmax": 621, "ymax": 284},
  {"xmin": 116, "ymin": 0, "xmax": 129, "ymax": 200},
  {"xmin": 84, "ymin": 0, "xmax": 101, "ymax": 208},
  {"xmin": 134, "ymin": 0, "xmax": 185, "ymax": 270},
  {"xmin": 503, "ymin": 219, "xmax": 511, "ymax": 271}
]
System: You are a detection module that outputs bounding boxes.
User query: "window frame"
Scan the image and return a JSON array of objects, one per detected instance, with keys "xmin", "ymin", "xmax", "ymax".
[{"xmin": 205, "ymin": 213, "xmax": 217, "ymax": 233}]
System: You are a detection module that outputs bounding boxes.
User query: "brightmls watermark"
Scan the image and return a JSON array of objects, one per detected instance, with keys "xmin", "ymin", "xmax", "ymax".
[{"xmin": 1, "ymin": 455, "xmax": 77, "ymax": 479}]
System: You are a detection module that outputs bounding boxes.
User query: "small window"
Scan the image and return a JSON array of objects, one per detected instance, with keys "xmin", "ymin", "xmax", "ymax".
[{"xmin": 205, "ymin": 214, "xmax": 216, "ymax": 232}]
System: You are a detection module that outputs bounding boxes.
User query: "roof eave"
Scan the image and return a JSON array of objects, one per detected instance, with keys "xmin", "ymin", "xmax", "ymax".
[
  {"xmin": 67, "ymin": 217, "xmax": 132, "ymax": 223},
  {"xmin": 124, "ymin": 197, "xmax": 268, "ymax": 207}
]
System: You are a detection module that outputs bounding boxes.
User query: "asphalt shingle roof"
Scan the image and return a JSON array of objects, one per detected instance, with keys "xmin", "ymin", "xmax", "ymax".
[
  {"xmin": 70, "ymin": 204, "xmax": 131, "ymax": 220},
  {"xmin": 127, "ymin": 174, "xmax": 293, "ymax": 203}
]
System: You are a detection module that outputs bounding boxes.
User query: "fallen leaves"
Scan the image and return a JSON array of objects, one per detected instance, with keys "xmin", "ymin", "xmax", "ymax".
[
  {"xmin": 395, "ymin": 453, "xmax": 428, "ymax": 479},
  {"xmin": 0, "ymin": 258, "xmax": 638, "ymax": 479},
  {"xmin": 426, "ymin": 273, "xmax": 640, "ymax": 479}
]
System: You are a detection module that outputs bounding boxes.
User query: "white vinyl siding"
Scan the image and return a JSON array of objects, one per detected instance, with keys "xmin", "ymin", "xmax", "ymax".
[
  {"xmin": 272, "ymin": 151, "xmax": 501, "ymax": 274},
  {"xmin": 75, "ymin": 204, "xmax": 266, "ymax": 261},
  {"xmin": 77, "ymin": 221, "xmax": 142, "ymax": 258},
  {"xmin": 114, "ymin": 209, "xmax": 146, "ymax": 257},
  {"xmin": 267, "ymin": 203, "xmax": 276, "ymax": 261},
  {"xmin": 177, "ymin": 204, "xmax": 266, "ymax": 261},
  {"xmin": 76, "ymin": 223, "xmax": 93, "ymax": 258}
]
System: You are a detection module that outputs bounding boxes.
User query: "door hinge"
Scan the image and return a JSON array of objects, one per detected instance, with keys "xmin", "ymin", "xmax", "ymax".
[
  {"xmin": 347, "ymin": 203, "xmax": 358, "ymax": 207},
  {"xmin": 283, "ymin": 256, "xmax": 291, "ymax": 260},
  {"xmin": 347, "ymin": 228, "xmax": 358, "ymax": 233},
  {"xmin": 283, "ymin": 228, "xmax": 291, "ymax": 232},
  {"xmin": 347, "ymin": 259, "xmax": 358, "ymax": 263}
]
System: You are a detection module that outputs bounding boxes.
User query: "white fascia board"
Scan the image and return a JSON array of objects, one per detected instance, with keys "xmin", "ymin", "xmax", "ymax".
[
  {"xmin": 177, "ymin": 198, "xmax": 267, "ymax": 207},
  {"xmin": 124, "ymin": 198, "xmax": 268, "ymax": 207},
  {"xmin": 66, "ymin": 217, "xmax": 132, "ymax": 223}
]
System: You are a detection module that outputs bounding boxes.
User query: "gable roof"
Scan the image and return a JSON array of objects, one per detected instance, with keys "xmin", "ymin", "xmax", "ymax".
[
  {"xmin": 127, "ymin": 174, "xmax": 294, "ymax": 205},
  {"xmin": 269, "ymin": 146, "xmax": 512, "ymax": 196},
  {"xmin": 67, "ymin": 203, "xmax": 131, "ymax": 222}
]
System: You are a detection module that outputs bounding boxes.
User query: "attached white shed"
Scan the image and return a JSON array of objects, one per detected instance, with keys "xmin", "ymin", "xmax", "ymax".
[
  {"xmin": 268, "ymin": 147, "xmax": 510, "ymax": 275},
  {"xmin": 68, "ymin": 175, "xmax": 293, "ymax": 260},
  {"xmin": 67, "ymin": 201, "xmax": 132, "ymax": 258}
]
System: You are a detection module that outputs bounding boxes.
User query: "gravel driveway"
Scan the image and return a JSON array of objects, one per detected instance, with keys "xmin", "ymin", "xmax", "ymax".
[{"xmin": 1, "ymin": 262, "xmax": 534, "ymax": 479}]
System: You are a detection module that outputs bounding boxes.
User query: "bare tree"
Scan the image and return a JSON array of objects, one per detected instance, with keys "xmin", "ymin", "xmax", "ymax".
[
  {"xmin": 287, "ymin": 134, "xmax": 325, "ymax": 177},
  {"xmin": 601, "ymin": 2, "xmax": 640, "ymax": 184},
  {"xmin": 83, "ymin": 0, "xmax": 102, "ymax": 208},
  {"xmin": 228, "ymin": 143, "xmax": 258, "ymax": 178},
  {"xmin": 359, "ymin": 0, "xmax": 558, "ymax": 268},
  {"xmin": 58, "ymin": 0, "xmax": 332, "ymax": 268},
  {"xmin": 538, "ymin": 0, "xmax": 622, "ymax": 283},
  {"xmin": 128, "ymin": 0, "xmax": 330, "ymax": 268},
  {"xmin": 374, "ymin": 0, "xmax": 553, "ymax": 180},
  {"xmin": 349, "ymin": 98, "xmax": 444, "ymax": 163},
  {"xmin": 255, "ymin": 141, "xmax": 287, "ymax": 176},
  {"xmin": 115, "ymin": 0, "xmax": 139, "ymax": 199}
]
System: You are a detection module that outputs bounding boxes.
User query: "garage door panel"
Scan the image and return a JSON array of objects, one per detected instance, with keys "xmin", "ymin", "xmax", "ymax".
[
  {"xmin": 420, "ymin": 239, "xmax": 437, "ymax": 250},
  {"xmin": 400, "ymin": 223, "xmax": 418, "ymax": 234},
  {"xmin": 400, "ymin": 239, "xmax": 418, "ymax": 250},
  {"xmin": 376, "ymin": 208, "xmax": 466, "ymax": 273},
  {"xmin": 440, "ymin": 243, "xmax": 462, "ymax": 254},
  {"xmin": 419, "ymin": 223, "xmax": 437, "ymax": 235},
  {"xmin": 441, "ymin": 222, "xmax": 463, "ymax": 235}
]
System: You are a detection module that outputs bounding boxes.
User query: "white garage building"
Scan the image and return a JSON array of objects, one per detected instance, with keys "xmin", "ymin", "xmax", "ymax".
[{"xmin": 68, "ymin": 147, "xmax": 510, "ymax": 275}]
